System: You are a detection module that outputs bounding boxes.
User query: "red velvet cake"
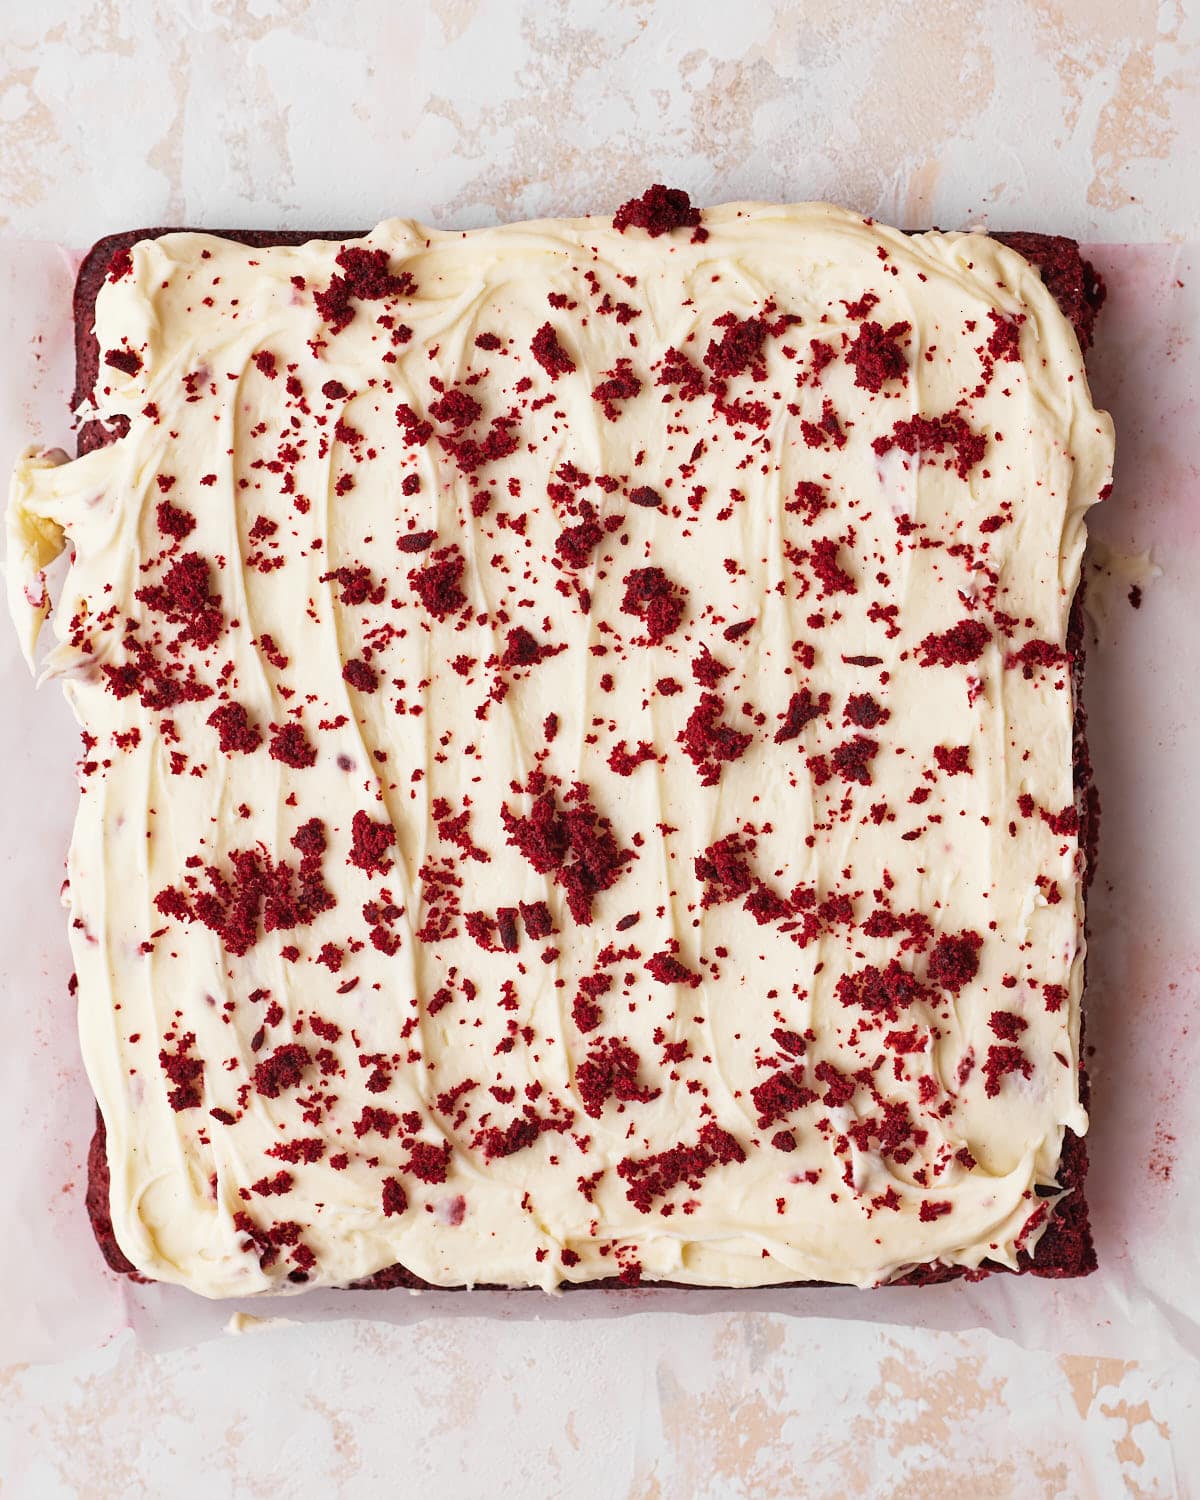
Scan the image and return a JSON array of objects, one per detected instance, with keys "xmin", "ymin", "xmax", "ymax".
[{"xmin": 7, "ymin": 193, "xmax": 1113, "ymax": 1295}]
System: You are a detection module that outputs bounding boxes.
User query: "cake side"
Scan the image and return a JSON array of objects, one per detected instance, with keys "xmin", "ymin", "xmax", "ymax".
[{"xmin": 14, "ymin": 201, "xmax": 1111, "ymax": 1295}]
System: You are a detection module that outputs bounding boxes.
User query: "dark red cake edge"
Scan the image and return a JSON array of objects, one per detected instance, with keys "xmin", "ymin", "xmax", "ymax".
[{"xmin": 73, "ymin": 222, "xmax": 1103, "ymax": 1292}]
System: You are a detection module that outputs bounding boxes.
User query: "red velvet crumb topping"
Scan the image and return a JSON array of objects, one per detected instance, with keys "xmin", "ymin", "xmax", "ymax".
[
  {"xmin": 613, "ymin": 184, "xmax": 702, "ymax": 238},
  {"xmin": 620, "ymin": 566, "xmax": 688, "ymax": 645},
  {"xmin": 531, "ymin": 322, "xmax": 576, "ymax": 378}
]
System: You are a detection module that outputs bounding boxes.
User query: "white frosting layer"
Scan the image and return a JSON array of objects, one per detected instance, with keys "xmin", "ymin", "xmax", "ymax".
[{"xmin": 7, "ymin": 202, "xmax": 1113, "ymax": 1296}]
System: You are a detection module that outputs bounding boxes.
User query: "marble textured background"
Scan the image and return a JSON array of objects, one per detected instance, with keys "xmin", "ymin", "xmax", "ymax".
[{"xmin": 1, "ymin": 0, "xmax": 1198, "ymax": 1495}]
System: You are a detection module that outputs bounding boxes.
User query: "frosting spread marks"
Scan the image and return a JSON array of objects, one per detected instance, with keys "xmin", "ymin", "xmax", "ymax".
[{"xmin": 7, "ymin": 200, "xmax": 1113, "ymax": 1296}]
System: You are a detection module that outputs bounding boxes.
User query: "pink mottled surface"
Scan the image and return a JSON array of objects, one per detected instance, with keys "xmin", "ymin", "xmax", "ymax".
[{"xmin": 1, "ymin": 1, "xmax": 1198, "ymax": 1494}]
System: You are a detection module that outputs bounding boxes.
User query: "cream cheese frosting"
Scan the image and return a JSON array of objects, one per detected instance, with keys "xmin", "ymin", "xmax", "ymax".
[{"xmin": 7, "ymin": 200, "xmax": 1113, "ymax": 1297}]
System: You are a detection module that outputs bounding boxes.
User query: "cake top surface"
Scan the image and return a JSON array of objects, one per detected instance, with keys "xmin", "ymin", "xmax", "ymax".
[{"xmin": 8, "ymin": 196, "xmax": 1113, "ymax": 1296}]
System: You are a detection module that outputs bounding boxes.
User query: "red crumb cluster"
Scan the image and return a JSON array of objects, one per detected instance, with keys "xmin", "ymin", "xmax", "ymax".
[
  {"xmin": 917, "ymin": 619, "xmax": 991, "ymax": 666},
  {"xmin": 154, "ymin": 820, "xmax": 333, "ymax": 958},
  {"xmin": 872, "ymin": 413, "xmax": 987, "ymax": 478},
  {"xmin": 846, "ymin": 320, "xmax": 911, "ymax": 392},
  {"xmin": 678, "ymin": 694, "xmax": 753, "ymax": 786},
  {"xmin": 315, "ymin": 246, "xmax": 417, "ymax": 335},
  {"xmin": 409, "ymin": 545, "xmax": 467, "ymax": 619},
  {"xmin": 531, "ymin": 323, "xmax": 576, "ymax": 378},
  {"xmin": 620, "ymin": 566, "xmax": 688, "ymax": 644},
  {"xmin": 502, "ymin": 774, "xmax": 634, "ymax": 924},
  {"xmin": 617, "ymin": 1123, "xmax": 745, "ymax": 1213},
  {"xmin": 613, "ymin": 184, "xmax": 704, "ymax": 239}
]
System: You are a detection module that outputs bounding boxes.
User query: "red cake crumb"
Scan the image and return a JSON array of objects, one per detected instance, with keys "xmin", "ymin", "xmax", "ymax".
[
  {"xmin": 473, "ymin": 1103, "xmax": 574, "ymax": 1161},
  {"xmin": 250, "ymin": 1171, "xmax": 293, "ymax": 1197},
  {"xmin": 656, "ymin": 346, "xmax": 706, "ymax": 400},
  {"xmin": 919, "ymin": 1201, "xmax": 952, "ymax": 1222},
  {"xmin": 678, "ymin": 693, "xmax": 753, "ymax": 785},
  {"xmin": 787, "ymin": 480, "xmax": 829, "ymax": 519},
  {"xmin": 1043, "ymin": 983, "xmax": 1068, "ymax": 1013},
  {"xmin": 349, "ymin": 810, "xmax": 396, "ymax": 876},
  {"xmin": 591, "ymin": 360, "xmax": 643, "ymax": 421},
  {"xmin": 620, "ymin": 566, "xmax": 688, "ymax": 644},
  {"xmin": 692, "ymin": 647, "xmax": 729, "ymax": 686},
  {"xmin": 554, "ymin": 514, "xmax": 605, "ymax": 570},
  {"xmin": 159, "ymin": 1033, "xmax": 204, "ymax": 1112},
  {"xmin": 342, "ymin": 659, "xmax": 379, "ymax": 693},
  {"xmin": 520, "ymin": 900, "xmax": 553, "ymax": 939},
  {"xmin": 395, "ymin": 402, "xmax": 433, "ymax": 447},
  {"xmin": 381, "ymin": 1178, "xmax": 408, "ymax": 1217},
  {"xmin": 269, "ymin": 723, "xmax": 317, "ymax": 769},
  {"xmin": 613, "ymin": 184, "xmax": 702, "ymax": 237},
  {"xmin": 106, "ymin": 246, "xmax": 134, "ymax": 281},
  {"xmin": 813, "ymin": 1060, "xmax": 855, "ymax": 1108},
  {"xmin": 800, "ymin": 399, "xmax": 847, "ymax": 450},
  {"xmin": 531, "ymin": 322, "xmax": 576, "ymax": 378},
  {"xmin": 983, "ymin": 1044, "xmax": 1033, "ymax": 1097},
  {"xmin": 837, "ymin": 960, "xmax": 925, "ymax": 1019},
  {"xmin": 985, "ymin": 309, "xmax": 1024, "ymax": 364},
  {"xmin": 355, "ymin": 1107, "xmax": 400, "ymax": 1139},
  {"xmin": 267, "ymin": 1137, "xmax": 326, "ymax": 1164},
  {"xmin": 842, "ymin": 291, "xmax": 880, "ymax": 320},
  {"xmin": 405, "ymin": 1141, "xmax": 452, "ymax": 1184},
  {"xmin": 774, "ymin": 688, "xmax": 830, "ymax": 742},
  {"xmin": 502, "ymin": 777, "xmax": 634, "ymax": 925},
  {"xmin": 917, "ymin": 619, "xmax": 991, "ymax": 667},
  {"xmin": 135, "ymin": 551, "xmax": 223, "ymax": 651},
  {"xmin": 695, "ymin": 833, "xmax": 753, "ymax": 905},
  {"xmin": 1006, "ymin": 639, "xmax": 1070, "ymax": 678},
  {"xmin": 428, "ymin": 387, "xmax": 481, "ymax": 429},
  {"xmin": 397, "ymin": 529, "xmax": 437, "ymax": 554},
  {"xmin": 844, "ymin": 693, "xmax": 885, "ymax": 728},
  {"xmin": 315, "ymin": 246, "xmax": 416, "ymax": 335},
  {"xmin": 321, "ymin": 565, "xmax": 385, "ymax": 605},
  {"xmin": 104, "ymin": 346, "xmax": 142, "ymax": 376},
  {"xmin": 253, "ymin": 1043, "xmax": 312, "ymax": 1098},
  {"xmin": 704, "ymin": 315, "xmax": 768, "ymax": 379},
  {"xmin": 617, "ymin": 1125, "xmax": 745, "ymax": 1214},
  {"xmin": 934, "ymin": 744, "xmax": 971, "ymax": 774},
  {"xmin": 572, "ymin": 973, "xmax": 611, "ymax": 1033},
  {"xmin": 153, "ymin": 820, "xmax": 334, "ymax": 958},
  {"xmin": 645, "ymin": 951, "xmax": 701, "ymax": 988},
  {"xmin": 831, "ymin": 735, "xmax": 879, "ymax": 785},
  {"xmin": 872, "ymin": 412, "xmax": 986, "ymax": 478},
  {"xmin": 496, "ymin": 907, "xmax": 519, "ymax": 951},
  {"xmin": 409, "ymin": 545, "xmax": 467, "ymax": 619},
  {"xmin": 501, "ymin": 626, "xmax": 559, "ymax": 669},
  {"xmin": 927, "ymin": 930, "xmax": 983, "ymax": 993},
  {"xmin": 845, "ymin": 320, "xmax": 910, "ymax": 391},
  {"xmin": 575, "ymin": 1038, "xmax": 661, "ymax": 1117},
  {"xmin": 810, "ymin": 538, "xmax": 856, "ymax": 596},
  {"xmin": 608, "ymin": 739, "xmax": 656, "ymax": 776},
  {"xmin": 439, "ymin": 416, "xmax": 520, "ymax": 475},
  {"xmin": 156, "ymin": 499, "xmax": 195, "ymax": 539},
  {"xmin": 207, "ymin": 702, "xmax": 262, "ymax": 754}
]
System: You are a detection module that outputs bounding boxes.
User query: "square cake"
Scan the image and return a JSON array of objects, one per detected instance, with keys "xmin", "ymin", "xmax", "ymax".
[{"xmin": 7, "ymin": 191, "xmax": 1114, "ymax": 1296}]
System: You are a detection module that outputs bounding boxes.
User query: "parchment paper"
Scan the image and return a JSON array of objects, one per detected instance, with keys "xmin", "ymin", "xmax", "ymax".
[{"xmin": 1, "ymin": 240, "xmax": 1195, "ymax": 1366}]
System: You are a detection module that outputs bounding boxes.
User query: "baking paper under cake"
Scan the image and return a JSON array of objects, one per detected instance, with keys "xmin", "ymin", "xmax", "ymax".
[{"xmin": 6, "ymin": 198, "xmax": 1114, "ymax": 1296}]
